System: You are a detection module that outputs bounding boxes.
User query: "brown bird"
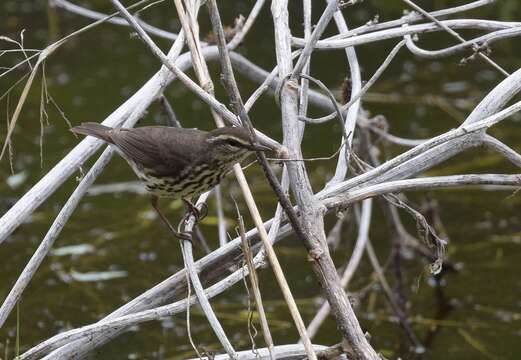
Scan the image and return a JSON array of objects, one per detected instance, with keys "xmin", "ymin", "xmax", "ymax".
[{"xmin": 71, "ymin": 122, "xmax": 270, "ymax": 239}]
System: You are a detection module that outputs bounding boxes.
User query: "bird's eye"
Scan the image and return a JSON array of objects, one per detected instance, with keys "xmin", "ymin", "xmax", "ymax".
[{"xmin": 227, "ymin": 139, "xmax": 243, "ymax": 147}]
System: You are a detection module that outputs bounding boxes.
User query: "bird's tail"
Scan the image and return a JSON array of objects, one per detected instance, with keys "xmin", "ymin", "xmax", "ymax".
[{"xmin": 70, "ymin": 122, "xmax": 114, "ymax": 143}]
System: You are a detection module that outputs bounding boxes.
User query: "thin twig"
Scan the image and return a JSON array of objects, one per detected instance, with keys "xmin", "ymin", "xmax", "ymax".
[
  {"xmin": 19, "ymin": 234, "xmax": 272, "ymax": 359},
  {"xmin": 320, "ymin": 97, "xmax": 521, "ymax": 199},
  {"xmin": 108, "ymin": 0, "xmax": 279, "ymax": 149},
  {"xmin": 401, "ymin": 0, "xmax": 509, "ymax": 76},
  {"xmin": 300, "ymin": 40, "xmax": 406, "ymax": 124},
  {"xmin": 0, "ymin": 148, "xmax": 115, "ymax": 328},
  {"xmin": 159, "ymin": 95, "xmax": 182, "ymax": 127},
  {"xmin": 206, "ymin": 1, "xmax": 318, "ymax": 358},
  {"xmin": 291, "ymin": 0, "xmax": 339, "ymax": 78},
  {"xmin": 184, "ymin": 257, "xmax": 204, "ymax": 359},
  {"xmin": 51, "ymin": 0, "xmax": 178, "ymax": 40},
  {"xmin": 236, "ymin": 207, "xmax": 276, "ymax": 360},
  {"xmin": 0, "ymin": 27, "xmax": 189, "ymax": 326},
  {"xmin": 292, "ymin": 20, "xmax": 521, "ymax": 50},
  {"xmin": 325, "ymin": 0, "xmax": 496, "ymax": 42},
  {"xmin": 324, "ymin": 174, "xmax": 521, "ymax": 210},
  {"xmin": 326, "ymin": 3, "xmax": 363, "ymax": 186},
  {"xmin": 181, "ymin": 231, "xmax": 237, "ymax": 358},
  {"xmin": 404, "ymin": 26, "xmax": 521, "ymax": 59},
  {"xmin": 365, "ymin": 239, "xmax": 424, "ymax": 351}
]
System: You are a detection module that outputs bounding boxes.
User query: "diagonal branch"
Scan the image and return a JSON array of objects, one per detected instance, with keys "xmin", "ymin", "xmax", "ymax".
[
  {"xmin": 205, "ymin": 1, "xmax": 317, "ymax": 357},
  {"xmin": 271, "ymin": 1, "xmax": 381, "ymax": 359}
]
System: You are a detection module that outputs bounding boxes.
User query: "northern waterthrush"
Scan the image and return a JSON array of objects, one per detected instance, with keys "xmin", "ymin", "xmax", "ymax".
[{"xmin": 71, "ymin": 122, "xmax": 270, "ymax": 239}]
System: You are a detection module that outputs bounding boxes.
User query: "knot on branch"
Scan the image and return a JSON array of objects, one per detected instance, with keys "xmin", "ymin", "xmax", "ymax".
[
  {"xmin": 204, "ymin": 14, "xmax": 245, "ymax": 44},
  {"xmin": 286, "ymin": 77, "xmax": 299, "ymax": 92},
  {"xmin": 274, "ymin": 73, "xmax": 292, "ymax": 107},
  {"xmin": 460, "ymin": 42, "xmax": 492, "ymax": 66},
  {"xmin": 318, "ymin": 202, "xmax": 328, "ymax": 217},
  {"xmin": 365, "ymin": 14, "xmax": 379, "ymax": 26},
  {"xmin": 307, "ymin": 246, "xmax": 324, "ymax": 262},
  {"xmin": 273, "ymin": 145, "xmax": 289, "ymax": 160},
  {"xmin": 339, "ymin": 0, "xmax": 364, "ymax": 10},
  {"xmin": 202, "ymin": 80, "xmax": 215, "ymax": 93},
  {"xmin": 340, "ymin": 339, "xmax": 357, "ymax": 359}
]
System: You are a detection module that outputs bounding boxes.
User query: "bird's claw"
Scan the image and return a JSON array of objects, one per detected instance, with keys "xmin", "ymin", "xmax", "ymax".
[
  {"xmin": 176, "ymin": 231, "xmax": 193, "ymax": 242},
  {"xmin": 176, "ymin": 219, "xmax": 193, "ymax": 242},
  {"xmin": 174, "ymin": 199, "xmax": 208, "ymax": 242},
  {"xmin": 182, "ymin": 199, "xmax": 207, "ymax": 222}
]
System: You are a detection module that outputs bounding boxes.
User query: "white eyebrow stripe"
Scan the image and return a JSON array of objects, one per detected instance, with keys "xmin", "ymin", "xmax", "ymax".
[{"xmin": 213, "ymin": 134, "xmax": 250, "ymax": 145}]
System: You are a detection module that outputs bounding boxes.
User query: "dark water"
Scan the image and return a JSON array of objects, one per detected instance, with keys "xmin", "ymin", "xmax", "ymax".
[{"xmin": 1, "ymin": 1, "xmax": 521, "ymax": 359}]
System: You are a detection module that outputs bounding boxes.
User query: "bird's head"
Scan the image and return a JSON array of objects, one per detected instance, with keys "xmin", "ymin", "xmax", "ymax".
[{"xmin": 206, "ymin": 127, "xmax": 271, "ymax": 162}]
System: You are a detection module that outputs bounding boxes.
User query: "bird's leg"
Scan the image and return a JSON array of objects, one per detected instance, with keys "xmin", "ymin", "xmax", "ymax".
[
  {"xmin": 151, "ymin": 196, "xmax": 191, "ymax": 241},
  {"xmin": 181, "ymin": 198, "xmax": 207, "ymax": 222}
]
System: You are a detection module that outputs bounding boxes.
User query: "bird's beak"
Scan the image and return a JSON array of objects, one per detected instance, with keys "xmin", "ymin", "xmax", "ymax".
[{"xmin": 251, "ymin": 143, "xmax": 272, "ymax": 152}]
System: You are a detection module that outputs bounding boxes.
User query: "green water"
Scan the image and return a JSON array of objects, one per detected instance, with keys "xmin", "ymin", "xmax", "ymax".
[{"xmin": 1, "ymin": 1, "xmax": 521, "ymax": 359}]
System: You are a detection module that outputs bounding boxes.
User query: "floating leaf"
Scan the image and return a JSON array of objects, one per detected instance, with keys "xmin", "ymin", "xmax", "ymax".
[
  {"xmin": 50, "ymin": 244, "xmax": 95, "ymax": 256},
  {"xmin": 70, "ymin": 270, "xmax": 127, "ymax": 282},
  {"xmin": 6, "ymin": 171, "xmax": 29, "ymax": 189}
]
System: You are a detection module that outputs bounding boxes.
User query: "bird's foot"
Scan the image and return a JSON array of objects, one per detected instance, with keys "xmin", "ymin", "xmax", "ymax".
[
  {"xmin": 151, "ymin": 195, "xmax": 192, "ymax": 241},
  {"xmin": 175, "ymin": 230, "xmax": 193, "ymax": 241},
  {"xmin": 176, "ymin": 199, "xmax": 208, "ymax": 243},
  {"xmin": 176, "ymin": 218, "xmax": 193, "ymax": 242},
  {"xmin": 182, "ymin": 199, "xmax": 207, "ymax": 222}
]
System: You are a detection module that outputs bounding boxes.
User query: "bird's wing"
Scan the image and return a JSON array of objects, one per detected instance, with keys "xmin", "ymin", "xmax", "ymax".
[{"xmin": 110, "ymin": 127, "xmax": 207, "ymax": 177}]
